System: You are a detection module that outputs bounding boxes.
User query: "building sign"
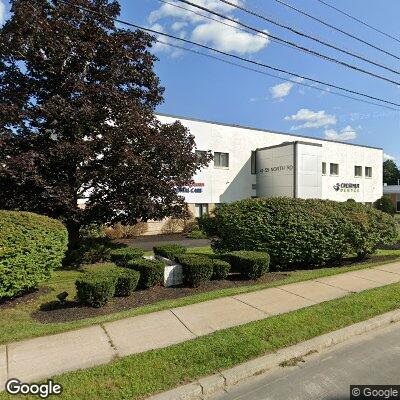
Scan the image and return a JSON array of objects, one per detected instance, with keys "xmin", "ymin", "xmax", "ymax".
[
  {"xmin": 258, "ymin": 165, "xmax": 294, "ymax": 174},
  {"xmin": 176, "ymin": 182, "xmax": 204, "ymax": 194},
  {"xmin": 333, "ymin": 183, "xmax": 360, "ymax": 193}
]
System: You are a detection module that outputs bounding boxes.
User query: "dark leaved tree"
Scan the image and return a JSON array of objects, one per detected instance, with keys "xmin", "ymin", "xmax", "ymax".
[
  {"xmin": 383, "ymin": 160, "xmax": 400, "ymax": 185},
  {"xmin": 0, "ymin": 0, "xmax": 211, "ymax": 247}
]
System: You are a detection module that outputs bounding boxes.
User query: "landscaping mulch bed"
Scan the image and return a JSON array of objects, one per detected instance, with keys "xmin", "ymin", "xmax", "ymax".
[
  {"xmin": 0, "ymin": 287, "xmax": 52, "ymax": 309},
  {"xmin": 32, "ymin": 272, "xmax": 287, "ymax": 323}
]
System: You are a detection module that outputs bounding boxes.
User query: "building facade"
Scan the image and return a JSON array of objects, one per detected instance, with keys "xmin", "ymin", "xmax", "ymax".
[
  {"xmin": 383, "ymin": 185, "xmax": 400, "ymax": 212},
  {"xmin": 145, "ymin": 114, "xmax": 383, "ymax": 234}
]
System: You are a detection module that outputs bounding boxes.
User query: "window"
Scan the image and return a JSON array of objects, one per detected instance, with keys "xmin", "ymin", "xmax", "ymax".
[
  {"xmin": 355, "ymin": 166, "xmax": 362, "ymax": 177},
  {"xmin": 322, "ymin": 162, "xmax": 326, "ymax": 175},
  {"xmin": 330, "ymin": 163, "xmax": 339, "ymax": 176},
  {"xmin": 195, "ymin": 203, "xmax": 208, "ymax": 218},
  {"xmin": 195, "ymin": 150, "xmax": 207, "ymax": 158},
  {"xmin": 365, "ymin": 167, "xmax": 372, "ymax": 178},
  {"xmin": 251, "ymin": 151, "xmax": 257, "ymax": 174},
  {"xmin": 214, "ymin": 152, "xmax": 229, "ymax": 168}
]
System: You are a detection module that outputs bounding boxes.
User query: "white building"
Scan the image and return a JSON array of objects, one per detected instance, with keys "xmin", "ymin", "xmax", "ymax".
[{"xmin": 145, "ymin": 114, "xmax": 383, "ymax": 234}]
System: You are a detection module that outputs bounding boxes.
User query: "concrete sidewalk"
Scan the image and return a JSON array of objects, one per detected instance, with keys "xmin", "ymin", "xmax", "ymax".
[{"xmin": 2, "ymin": 262, "xmax": 400, "ymax": 387}]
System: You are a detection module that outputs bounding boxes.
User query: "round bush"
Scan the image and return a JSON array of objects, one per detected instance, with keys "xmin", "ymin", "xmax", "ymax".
[
  {"xmin": 176, "ymin": 254, "xmax": 213, "ymax": 287},
  {"xmin": 127, "ymin": 258, "xmax": 164, "ymax": 289},
  {"xmin": 114, "ymin": 269, "xmax": 140, "ymax": 297},
  {"xmin": 211, "ymin": 259, "xmax": 231, "ymax": 280},
  {"xmin": 374, "ymin": 195, "xmax": 396, "ymax": 216},
  {"xmin": 75, "ymin": 271, "xmax": 117, "ymax": 308},
  {"xmin": 153, "ymin": 244, "xmax": 186, "ymax": 260},
  {"xmin": 200, "ymin": 198, "xmax": 397, "ymax": 270},
  {"xmin": 110, "ymin": 247, "xmax": 144, "ymax": 267},
  {"xmin": 0, "ymin": 211, "xmax": 68, "ymax": 299}
]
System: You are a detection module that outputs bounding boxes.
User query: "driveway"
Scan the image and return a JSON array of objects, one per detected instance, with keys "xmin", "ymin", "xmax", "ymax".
[{"xmin": 116, "ymin": 233, "xmax": 211, "ymax": 251}]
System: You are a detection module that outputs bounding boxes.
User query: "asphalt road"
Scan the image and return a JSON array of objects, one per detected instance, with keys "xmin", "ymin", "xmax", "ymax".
[
  {"xmin": 210, "ymin": 322, "xmax": 400, "ymax": 400},
  {"xmin": 116, "ymin": 233, "xmax": 210, "ymax": 251}
]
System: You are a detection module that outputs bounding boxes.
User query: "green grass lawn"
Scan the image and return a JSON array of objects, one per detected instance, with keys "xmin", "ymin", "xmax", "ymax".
[
  {"xmin": 1, "ymin": 247, "xmax": 399, "ymax": 345},
  {"xmin": 1, "ymin": 282, "xmax": 399, "ymax": 400}
]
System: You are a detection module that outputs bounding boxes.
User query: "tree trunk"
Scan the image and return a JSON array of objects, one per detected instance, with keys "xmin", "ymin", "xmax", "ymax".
[{"xmin": 66, "ymin": 220, "xmax": 81, "ymax": 250}]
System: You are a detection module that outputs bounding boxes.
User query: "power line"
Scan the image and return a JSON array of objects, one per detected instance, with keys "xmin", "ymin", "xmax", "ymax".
[
  {"xmin": 58, "ymin": 0, "xmax": 400, "ymax": 108},
  {"xmin": 315, "ymin": 0, "xmax": 400, "ymax": 44},
  {"xmin": 156, "ymin": 39, "xmax": 399, "ymax": 111},
  {"xmin": 60, "ymin": 0, "xmax": 400, "ymax": 107},
  {"xmin": 217, "ymin": 0, "xmax": 400, "ymax": 75},
  {"xmin": 273, "ymin": 0, "xmax": 400, "ymax": 61},
  {"xmin": 175, "ymin": 0, "xmax": 400, "ymax": 86}
]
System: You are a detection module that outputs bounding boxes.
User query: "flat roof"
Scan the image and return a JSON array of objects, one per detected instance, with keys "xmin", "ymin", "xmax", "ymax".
[{"xmin": 156, "ymin": 113, "xmax": 383, "ymax": 151}]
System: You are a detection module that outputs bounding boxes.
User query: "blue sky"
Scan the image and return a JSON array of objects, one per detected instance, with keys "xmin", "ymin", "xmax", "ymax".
[{"xmin": 1, "ymin": 0, "xmax": 400, "ymax": 159}]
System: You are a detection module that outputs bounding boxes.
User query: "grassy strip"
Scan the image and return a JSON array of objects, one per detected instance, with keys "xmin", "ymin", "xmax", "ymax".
[
  {"xmin": 0, "ymin": 249, "xmax": 399, "ymax": 344},
  {"xmin": 1, "ymin": 282, "xmax": 400, "ymax": 400}
]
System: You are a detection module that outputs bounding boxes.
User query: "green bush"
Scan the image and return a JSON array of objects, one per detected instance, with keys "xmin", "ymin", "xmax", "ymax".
[
  {"xmin": 211, "ymin": 259, "xmax": 231, "ymax": 280},
  {"xmin": 153, "ymin": 244, "xmax": 187, "ymax": 260},
  {"xmin": 127, "ymin": 258, "xmax": 164, "ymax": 289},
  {"xmin": 341, "ymin": 200, "xmax": 398, "ymax": 259},
  {"xmin": 225, "ymin": 251, "xmax": 270, "ymax": 279},
  {"xmin": 374, "ymin": 195, "xmax": 396, "ymax": 216},
  {"xmin": 114, "ymin": 269, "xmax": 140, "ymax": 297},
  {"xmin": 176, "ymin": 254, "xmax": 213, "ymax": 287},
  {"xmin": 186, "ymin": 229, "xmax": 208, "ymax": 239},
  {"xmin": 75, "ymin": 271, "xmax": 117, "ymax": 307},
  {"xmin": 200, "ymin": 198, "xmax": 397, "ymax": 271},
  {"xmin": 0, "ymin": 211, "xmax": 68, "ymax": 299},
  {"xmin": 110, "ymin": 247, "xmax": 145, "ymax": 267}
]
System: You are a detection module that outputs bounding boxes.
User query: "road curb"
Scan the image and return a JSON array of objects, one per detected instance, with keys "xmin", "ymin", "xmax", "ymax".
[{"xmin": 146, "ymin": 308, "xmax": 400, "ymax": 399}]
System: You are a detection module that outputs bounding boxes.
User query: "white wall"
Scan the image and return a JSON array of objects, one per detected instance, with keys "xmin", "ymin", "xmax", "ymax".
[{"xmin": 157, "ymin": 114, "xmax": 383, "ymax": 204}]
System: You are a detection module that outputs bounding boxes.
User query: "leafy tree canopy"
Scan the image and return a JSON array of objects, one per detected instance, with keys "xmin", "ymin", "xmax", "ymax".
[
  {"xmin": 383, "ymin": 160, "xmax": 400, "ymax": 185},
  {"xmin": 0, "ymin": 0, "xmax": 211, "ymax": 246}
]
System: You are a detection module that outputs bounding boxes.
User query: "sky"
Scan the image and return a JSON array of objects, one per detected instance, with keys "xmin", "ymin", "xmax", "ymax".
[{"xmin": 1, "ymin": 0, "xmax": 400, "ymax": 160}]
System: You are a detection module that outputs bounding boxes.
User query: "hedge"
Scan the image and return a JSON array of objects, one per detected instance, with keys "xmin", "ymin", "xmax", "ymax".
[
  {"xmin": 0, "ymin": 211, "xmax": 68, "ymax": 299},
  {"xmin": 176, "ymin": 254, "xmax": 213, "ymax": 287},
  {"xmin": 199, "ymin": 198, "xmax": 397, "ymax": 270},
  {"xmin": 153, "ymin": 244, "xmax": 186, "ymax": 260},
  {"xmin": 114, "ymin": 269, "xmax": 140, "ymax": 297},
  {"xmin": 75, "ymin": 271, "xmax": 117, "ymax": 308},
  {"xmin": 127, "ymin": 259, "xmax": 164, "ymax": 289},
  {"xmin": 374, "ymin": 195, "xmax": 396, "ymax": 216},
  {"xmin": 211, "ymin": 259, "xmax": 231, "ymax": 280},
  {"xmin": 225, "ymin": 251, "xmax": 270, "ymax": 279},
  {"xmin": 110, "ymin": 247, "xmax": 144, "ymax": 267}
]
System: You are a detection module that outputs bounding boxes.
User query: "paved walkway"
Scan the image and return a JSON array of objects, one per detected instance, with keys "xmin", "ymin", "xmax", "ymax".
[{"xmin": 2, "ymin": 262, "xmax": 400, "ymax": 387}]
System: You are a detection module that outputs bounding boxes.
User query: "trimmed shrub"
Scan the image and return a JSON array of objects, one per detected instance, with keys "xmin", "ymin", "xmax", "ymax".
[
  {"xmin": 110, "ymin": 247, "xmax": 145, "ymax": 267},
  {"xmin": 211, "ymin": 259, "xmax": 231, "ymax": 280},
  {"xmin": 176, "ymin": 254, "xmax": 213, "ymax": 287},
  {"xmin": 114, "ymin": 269, "xmax": 140, "ymax": 297},
  {"xmin": 200, "ymin": 198, "xmax": 397, "ymax": 271},
  {"xmin": 0, "ymin": 211, "xmax": 68, "ymax": 299},
  {"xmin": 153, "ymin": 244, "xmax": 187, "ymax": 260},
  {"xmin": 226, "ymin": 251, "xmax": 270, "ymax": 279},
  {"xmin": 186, "ymin": 229, "xmax": 208, "ymax": 239},
  {"xmin": 127, "ymin": 258, "xmax": 164, "ymax": 289},
  {"xmin": 75, "ymin": 271, "xmax": 117, "ymax": 307},
  {"xmin": 374, "ymin": 195, "xmax": 396, "ymax": 216}
]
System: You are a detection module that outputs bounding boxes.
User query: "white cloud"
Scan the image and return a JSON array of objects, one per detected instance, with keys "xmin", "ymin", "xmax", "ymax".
[
  {"xmin": 324, "ymin": 125, "xmax": 357, "ymax": 141},
  {"xmin": 171, "ymin": 21, "xmax": 188, "ymax": 31},
  {"xmin": 149, "ymin": 23, "xmax": 183, "ymax": 57},
  {"xmin": 269, "ymin": 82, "xmax": 293, "ymax": 100},
  {"xmin": 149, "ymin": 0, "xmax": 243, "ymax": 24},
  {"xmin": 148, "ymin": 0, "xmax": 269, "ymax": 56},
  {"xmin": 384, "ymin": 153, "xmax": 396, "ymax": 161},
  {"xmin": 191, "ymin": 20, "xmax": 269, "ymax": 54},
  {"xmin": 0, "ymin": 1, "xmax": 5, "ymax": 24},
  {"xmin": 285, "ymin": 108, "xmax": 337, "ymax": 130}
]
